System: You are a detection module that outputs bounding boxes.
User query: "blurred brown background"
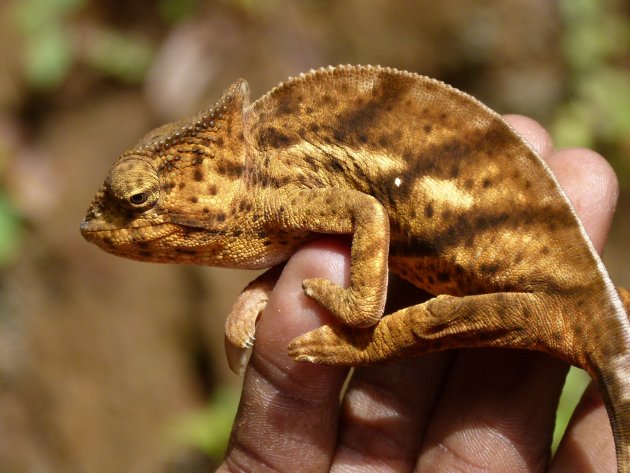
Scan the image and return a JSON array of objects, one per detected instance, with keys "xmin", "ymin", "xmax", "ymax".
[{"xmin": 0, "ymin": 0, "xmax": 628, "ymax": 472}]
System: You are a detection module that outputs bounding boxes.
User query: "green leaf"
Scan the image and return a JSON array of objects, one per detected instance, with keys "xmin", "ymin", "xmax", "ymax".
[
  {"xmin": 553, "ymin": 367, "xmax": 590, "ymax": 452},
  {"xmin": 168, "ymin": 386, "xmax": 240, "ymax": 460}
]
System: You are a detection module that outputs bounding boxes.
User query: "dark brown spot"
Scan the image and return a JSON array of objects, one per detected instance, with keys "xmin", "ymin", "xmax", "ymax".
[
  {"xmin": 437, "ymin": 272, "xmax": 450, "ymax": 282},
  {"xmin": 277, "ymin": 93, "xmax": 299, "ymax": 116},
  {"xmin": 208, "ymin": 184, "xmax": 217, "ymax": 195},
  {"xmin": 259, "ymin": 127, "xmax": 297, "ymax": 149},
  {"xmin": 333, "ymin": 129, "xmax": 346, "ymax": 142},
  {"xmin": 305, "ymin": 156, "xmax": 318, "ymax": 171},
  {"xmin": 329, "ymin": 160, "xmax": 344, "ymax": 173},
  {"xmin": 321, "ymin": 94, "xmax": 336, "ymax": 106},
  {"xmin": 175, "ymin": 248, "xmax": 197, "ymax": 256},
  {"xmin": 480, "ymin": 263, "xmax": 500, "ymax": 275},
  {"xmin": 424, "ymin": 204, "xmax": 434, "ymax": 218},
  {"xmin": 482, "ymin": 178, "xmax": 492, "ymax": 188},
  {"xmin": 194, "ymin": 169, "xmax": 204, "ymax": 181},
  {"xmin": 190, "ymin": 196, "xmax": 198, "ymax": 203},
  {"xmin": 216, "ymin": 212, "xmax": 226, "ymax": 222},
  {"xmin": 203, "ymin": 207, "xmax": 209, "ymax": 213},
  {"xmin": 450, "ymin": 164, "xmax": 460, "ymax": 178}
]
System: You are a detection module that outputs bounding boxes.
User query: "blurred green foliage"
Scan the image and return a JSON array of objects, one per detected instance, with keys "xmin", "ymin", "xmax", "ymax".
[
  {"xmin": 553, "ymin": 0, "xmax": 630, "ymax": 184},
  {"xmin": 82, "ymin": 29, "xmax": 154, "ymax": 85},
  {"xmin": 12, "ymin": 0, "xmax": 155, "ymax": 90},
  {"xmin": 0, "ymin": 136, "xmax": 22, "ymax": 268},
  {"xmin": 158, "ymin": 0, "xmax": 199, "ymax": 24},
  {"xmin": 0, "ymin": 193, "xmax": 22, "ymax": 267},
  {"xmin": 12, "ymin": 0, "xmax": 86, "ymax": 89},
  {"xmin": 169, "ymin": 386, "xmax": 240, "ymax": 461}
]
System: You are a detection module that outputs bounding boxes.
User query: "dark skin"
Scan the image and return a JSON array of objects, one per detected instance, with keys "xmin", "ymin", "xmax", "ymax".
[{"xmin": 217, "ymin": 116, "xmax": 619, "ymax": 472}]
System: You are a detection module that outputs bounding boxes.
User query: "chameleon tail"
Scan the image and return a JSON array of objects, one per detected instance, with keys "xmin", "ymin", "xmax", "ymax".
[
  {"xmin": 595, "ymin": 363, "xmax": 630, "ymax": 473},
  {"xmin": 588, "ymin": 289, "xmax": 630, "ymax": 473},
  {"xmin": 568, "ymin": 287, "xmax": 630, "ymax": 472}
]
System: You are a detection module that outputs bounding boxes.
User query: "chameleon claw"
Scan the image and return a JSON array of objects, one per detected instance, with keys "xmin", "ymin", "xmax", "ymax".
[{"xmin": 224, "ymin": 334, "xmax": 253, "ymax": 376}]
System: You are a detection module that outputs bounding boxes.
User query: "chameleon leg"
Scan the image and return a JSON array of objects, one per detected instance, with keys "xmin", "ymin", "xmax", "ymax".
[
  {"xmin": 269, "ymin": 187, "xmax": 390, "ymax": 327},
  {"xmin": 288, "ymin": 292, "xmax": 563, "ymax": 365},
  {"xmin": 224, "ymin": 267, "xmax": 281, "ymax": 375}
]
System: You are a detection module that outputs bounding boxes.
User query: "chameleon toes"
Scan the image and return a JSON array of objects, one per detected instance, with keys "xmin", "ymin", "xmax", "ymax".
[
  {"xmin": 288, "ymin": 324, "xmax": 369, "ymax": 365},
  {"xmin": 302, "ymin": 277, "xmax": 382, "ymax": 327}
]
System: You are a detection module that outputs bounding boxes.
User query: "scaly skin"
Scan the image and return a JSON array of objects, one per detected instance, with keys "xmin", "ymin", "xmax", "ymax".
[{"xmin": 80, "ymin": 65, "xmax": 630, "ymax": 472}]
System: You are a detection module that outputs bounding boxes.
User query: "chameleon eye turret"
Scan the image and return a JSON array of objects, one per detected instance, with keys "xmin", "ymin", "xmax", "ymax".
[{"xmin": 106, "ymin": 157, "xmax": 160, "ymax": 212}]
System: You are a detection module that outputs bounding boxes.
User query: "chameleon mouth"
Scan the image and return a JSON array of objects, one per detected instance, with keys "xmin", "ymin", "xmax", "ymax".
[{"xmin": 79, "ymin": 218, "xmax": 177, "ymax": 246}]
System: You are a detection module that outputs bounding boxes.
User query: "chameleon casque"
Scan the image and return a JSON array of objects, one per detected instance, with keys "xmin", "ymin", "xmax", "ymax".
[{"xmin": 80, "ymin": 65, "xmax": 630, "ymax": 470}]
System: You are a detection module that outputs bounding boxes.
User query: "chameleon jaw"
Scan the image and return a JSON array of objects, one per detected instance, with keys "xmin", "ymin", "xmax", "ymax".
[{"xmin": 79, "ymin": 218, "xmax": 182, "ymax": 260}]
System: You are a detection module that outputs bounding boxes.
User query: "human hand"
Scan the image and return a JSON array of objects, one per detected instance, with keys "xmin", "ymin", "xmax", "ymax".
[{"xmin": 217, "ymin": 116, "xmax": 619, "ymax": 472}]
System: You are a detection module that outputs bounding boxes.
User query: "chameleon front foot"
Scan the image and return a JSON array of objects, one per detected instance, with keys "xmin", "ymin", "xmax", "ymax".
[
  {"xmin": 302, "ymin": 278, "xmax": 383, "ymax": 328},
  {"xmin": 224, "ymin": 268, "xmax": 280, "ymax": 375}
]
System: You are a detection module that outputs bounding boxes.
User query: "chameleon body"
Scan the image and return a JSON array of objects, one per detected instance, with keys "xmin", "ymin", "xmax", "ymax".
[{"xmin": 81, "ymin": 65, "xmax": 630, "ymax": 471}]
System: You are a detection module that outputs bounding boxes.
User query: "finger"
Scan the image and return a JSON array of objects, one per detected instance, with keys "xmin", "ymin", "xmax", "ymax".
[
  {"xmin": 416, "ymin": 119, "xmax": 608, "ymax": 472},
  {"xmin": 550, "ymin": 383, "xmax": 617, "ymax": 473},
  {"xmin": 324, "ymin": 272, "xmax": 450, "ymax": 472},
  {"xmin": 548, "ymin": 149, "xmax": 619, "ymax": 473},
  {"xmin": 504, "ymin": 114, "xmax": 554, "ymax": 158},
  {"xmin": 331, "ymin": 356, "xmax": 453, "ymax": 472},
  {"xmin": 218, "ymin": 240, "xmax": 350, "ymax": 473},
  {"xmin": 545, "ymin": 148, "xmax": 618, "ymax": 249}
]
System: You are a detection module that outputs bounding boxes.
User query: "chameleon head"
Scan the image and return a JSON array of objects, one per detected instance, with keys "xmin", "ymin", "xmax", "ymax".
[
  {"xmin": 80, "ymin": 148, "xmax": 246, "ymax": 265},
  {"xmin": 80, "ymin": 154, "xmax": 187, "ymax": 261},
  {"xmin": 81, "ymin": 78, "xmax": 257, "ymax": 265}
]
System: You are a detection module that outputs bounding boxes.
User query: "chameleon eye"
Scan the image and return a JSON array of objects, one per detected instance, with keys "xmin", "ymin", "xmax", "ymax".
[
  {"xmin": 129, "ymin": 192, "xmax": 149, "ymax": 206},
  {"xmin": 107, "ymin": 157, "xmax": 160, "ymax": 212}
]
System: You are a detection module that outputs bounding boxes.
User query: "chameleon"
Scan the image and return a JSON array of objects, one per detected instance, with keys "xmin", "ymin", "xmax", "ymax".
[{"xmin": 80, "ymin": 65, "xmax": 630, "ymax": 471}]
